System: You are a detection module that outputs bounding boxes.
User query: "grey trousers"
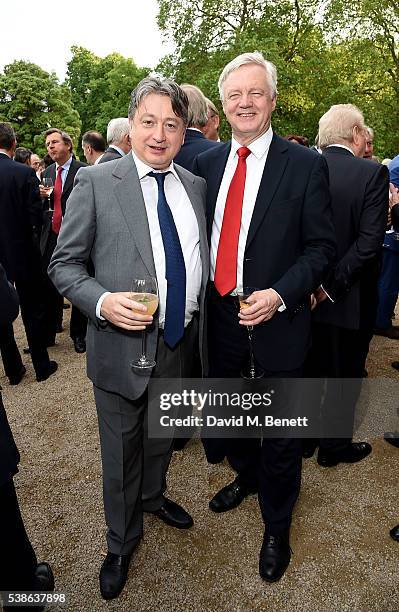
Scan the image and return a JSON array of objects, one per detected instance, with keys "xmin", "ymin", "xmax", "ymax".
[{"xmin": 94, "ymin": 319, "xmax": 198, "ymax": 555}]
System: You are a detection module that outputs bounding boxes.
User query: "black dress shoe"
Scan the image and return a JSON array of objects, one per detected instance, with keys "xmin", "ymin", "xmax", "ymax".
[
  {"xmin": 36, "ymin": 361, "xmax": 58, "ymax": 382},
  {"xmin": 9, "ymin": 365, "xmax": 26, "ymax": 385},
  {"xmin": 390, "ymin": 524, "xmax": 399, "ymax": 542},
  {"xmin": 317, "ymin": 442, "xmax": 372, "ymax": 467},
  {"xmin": 63, "ymin": 302, "xmax": 70, "ymax": 309},
  {"xmin": 100, "ymin": 552, "xmax": 132, "ymax": 600},
  {"xmin": 384, "ymin": 432, "xmax": 399, "ymax": 448},
  {"xmin": 148, "ymin": 498, "xmax": 193, "ymax": 529},
  {"xmin": 374, "ymin": 325, "xmax": 399, "ymax": 339},
  {"xmin": 259, "ymin": 532, "xmax": 291, "ymax": 582},
  {"xmin": 73, "ymin": 337, "xmax": 86, "ymax": 353},
  {"xmin": 34, "ymin": 562, "xmax": 55, "ymax": 591},
  {"xmin": 392, "ymin": 361, "xmax": 399, "ymax": 371},
  {"xmin": 209, "ymin": 478, "xmax": 257, "ymax": 513}
]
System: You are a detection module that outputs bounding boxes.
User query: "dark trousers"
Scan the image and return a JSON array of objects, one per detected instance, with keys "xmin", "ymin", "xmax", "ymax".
[
  {"xmin": 42, "ymin": 231, "xmax": 87, "ymax": 343},
  {"xmin": 0, "ymin": 322, "xmax": 23, "ymax": 381},
  {"xmin": 206, "ymin": 290, "xmax": 302, "ymax": 535},
  {"xmin": 0, "ymin": 266, "xmax": 51, "ymax": 379},
  {"xmin": 0, "ymin": 479, "xmax": 37, "ymax": 592},
  {"xmin": 94, "ymin": 320, "xmax": 198, "ymax": 555},
  {"xmin": 305, "ymin": 321, "xmax": 372, "ymax": 453}
]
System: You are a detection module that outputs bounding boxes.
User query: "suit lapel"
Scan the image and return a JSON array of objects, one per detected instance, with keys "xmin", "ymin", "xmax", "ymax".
[
  {"xmin": 246, "ymin": 134, "xmax": 289, "ymax": 249},
  {"xmin": 112, "ymin": 154, "xmax": 156, "ymax": 277},
  {"xmin": 63, "ymin": 159, "xmax": 78, "ymax": 195},
  {"xmin": 176, "ymin": 167, "xmax": 209, "ymax": 288},
  {"xmin": 205, "ymin": 143, "xmax": 231, "ymax": 239}
]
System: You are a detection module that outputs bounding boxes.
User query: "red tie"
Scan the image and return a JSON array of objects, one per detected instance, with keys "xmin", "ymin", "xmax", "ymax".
[
  {"xmin": 52, "ymin": 166, "xmax": 63, "ymax": 234},
  {"xmin": 214, "ymin": 146, "xmax": 251, "ymax": 296}
]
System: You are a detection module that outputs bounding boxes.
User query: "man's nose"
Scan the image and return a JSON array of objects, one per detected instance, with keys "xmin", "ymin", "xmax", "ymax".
[
  {"xmin": 153, "ymin": 124, "xmax": 166, "ymax": 142},
  {"xmin": 239, "ymin": 93, "xmax": 252, "ymax": 107}
]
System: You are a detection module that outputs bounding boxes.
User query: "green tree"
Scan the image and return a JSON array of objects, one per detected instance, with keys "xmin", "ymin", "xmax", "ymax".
[
  {"xmin": 66, "ymin": 46, "xmax": 150, "ymax": 141},
  {"xmin": 0, "ymin": 60, "xmax": 81, "ymax": 156}
]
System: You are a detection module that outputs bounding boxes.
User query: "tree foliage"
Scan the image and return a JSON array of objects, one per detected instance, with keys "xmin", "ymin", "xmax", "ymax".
[
  {"xmin": 156, "ymin": 0, "xmax": 399, "ymax": 156},
  {"xmin": 66, "ymin": 46, "xmax": 150, "ymax": 141},
  {"xmin": 0, "ymin": 61, "xmax": 81, "ymax": 156}
]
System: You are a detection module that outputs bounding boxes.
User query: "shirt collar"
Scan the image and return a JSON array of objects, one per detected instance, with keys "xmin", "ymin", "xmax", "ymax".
[
  {"xmin": 326, "ymin": 144, "xmax": 355, "ymax": 156},
  {"xmin": 110, "ymin": 145, "xmax": 125, "ymax": 157},
  {"xmin": 231, "ymin": 126, "xmax": 273, "ymax": 160},
  {"xmin": 56, "ymin": 155, "xmax": 72, "ymax": 171},
  {"xmin": 131, "ymin": 150, "xmax": 180, "ymax": 183}
]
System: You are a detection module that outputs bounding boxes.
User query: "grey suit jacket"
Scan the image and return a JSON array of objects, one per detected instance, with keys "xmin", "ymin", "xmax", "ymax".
[{"xmin": 48, "ymin": 153, "xmax": 209, "ymax": 400}]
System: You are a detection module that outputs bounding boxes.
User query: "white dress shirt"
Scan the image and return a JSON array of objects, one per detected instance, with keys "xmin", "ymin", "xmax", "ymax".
[
  {"xmin": 211, "ymin": 129, "xmax": 273, "ymax": 293},
  {"xmin": 210, "ymin": 127, "xmax": 284, "ymax": 309},
  {"xmin": 55, "ymin": 155, "xmax": 72, "ymax": 189},
  {"xmin": 97, "ymin": 152, "xmax": 202, "ymax": 326}
]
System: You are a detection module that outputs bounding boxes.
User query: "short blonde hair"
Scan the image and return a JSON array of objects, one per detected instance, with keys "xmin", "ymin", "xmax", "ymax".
[{"xmin": 318, "ymin": 104, "xmax": 365, "ymax": 149}]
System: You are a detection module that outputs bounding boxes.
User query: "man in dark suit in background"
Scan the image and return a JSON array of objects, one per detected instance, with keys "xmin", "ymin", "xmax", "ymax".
[
  {"xmin": 195, "ymin": 52, "xmax": 335, "ymax": 582},
  {"xmin": 98, "ymin": 118, "xmax": 131, "ymax": 164},
  {"xmin": 40, "ymin": 128, "xmax": 87, "ymax": 353},
  {"xmin": 174, "ymin": 84, "xmax": 220, "ymax": 172},
  {"xmin": 0, "ymin": 263, "xmax": 54, "ymax": 608},
  {"xmin": 82, "ymin": 130, "xmax": 106, "ymax": 165},
  {"xmin": 307, "ymin": 104, "xmax": 389, "ymax": 466},
  {"xmin": 0, "ymin": 122, "xmax": 57, "ymax": 383}
]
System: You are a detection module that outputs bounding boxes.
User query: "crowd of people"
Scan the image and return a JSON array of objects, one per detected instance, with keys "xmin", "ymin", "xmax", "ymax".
[{"xmin": 1, "ymin": 50, "xmax": 399, "ymax": 606}]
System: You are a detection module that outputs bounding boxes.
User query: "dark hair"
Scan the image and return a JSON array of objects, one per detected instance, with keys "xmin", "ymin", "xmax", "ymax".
[
  {"xmin": 44, "ymin": 128, "xmax": 73, "ymax": 153},
  {"xmin": 128, "ymin": 77, "xmax": 189, "ymax": 126},
  {"xmin": 82, "ymin": 131, "xmax": 106, "ymax": 152},
  {"xmin": 0, "ymin": 122, "xmax": 16, "ymax": 150},
  {"xmin": 43, "ymin": 153, "xmax": 54, "ymax": 168},
  {"xmin": 14, "ymin": 147, "xmax": 32, "ymax": 165},
  {"xmin": 284, "ymin": 134, "xmax": 309, "ymax": 147}
]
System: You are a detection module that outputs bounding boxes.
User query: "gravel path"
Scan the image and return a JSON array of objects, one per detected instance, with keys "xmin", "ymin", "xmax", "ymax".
[{"xmin": 1, "ymin": 312, "xmax": 398, "ymax": 612}]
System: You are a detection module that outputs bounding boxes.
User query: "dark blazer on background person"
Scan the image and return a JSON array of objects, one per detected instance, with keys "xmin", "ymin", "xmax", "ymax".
[
  {"xmin": 40, "ymin": 158, "xmax": 87, "ymax": 261},
  {"xmin": 314, "ymin": 146, "xmax": 389, "ymax": 331},
  {"xmin": 174, "ymin": 128, "xmax": 221, "ymax": 173},
  {"xmin": 39, "ymin": 157, "xmax": 87, "ymax": 345},
  {"xmin": 0, "ymin": 154, "xmax": 54, "ymax": 381},
  {"xmin": 98, "ymin": 146, "xmax": 123, "ymax": 164}
]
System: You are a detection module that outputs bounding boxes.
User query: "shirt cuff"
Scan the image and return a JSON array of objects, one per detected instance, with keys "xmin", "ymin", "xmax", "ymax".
[
  {"xmin": 320, "ymin": 285, "xmax": 334, "ymax": 303},
  {"xmin": 96, "ymin": 292, "xmax": 111, "ymax": 320},
  {"xmin": 270, "ymin": 288, "xmax": 286, "ymax": 312}
]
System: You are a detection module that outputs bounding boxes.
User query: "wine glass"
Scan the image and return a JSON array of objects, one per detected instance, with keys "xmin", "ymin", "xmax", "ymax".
[
  {"xmin": 237, "ymin": 287, "xmax": 264, "ymax": 380},
  {"xmin": 130, "ymin": 277, "xmax": 159, "ymax": 371},
  {"xmin": 42, "ymin": 177, "xmax": 54, "ymax": 212}
]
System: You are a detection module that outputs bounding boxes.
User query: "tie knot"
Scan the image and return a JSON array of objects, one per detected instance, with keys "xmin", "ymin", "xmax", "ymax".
[
  {"xmin": 57, "ymin": 166, "xmax": 63, "ymax": 175},
  {"xmin": 148, "ymin": 171, "xmax": 169, "ymax": 186},
  {"xmin": 237, "ymin": 146, "xmax": 251, "ymax": 160}
]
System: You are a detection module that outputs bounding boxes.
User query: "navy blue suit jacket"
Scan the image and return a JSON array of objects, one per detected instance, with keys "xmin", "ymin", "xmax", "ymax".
[
  {"xmin": 194, "ymin": 134, "xmax": 336, "ymax": 370},
  {"xmin": 174, "ymin": 129, "xmax": 221, "ymax": 173}
]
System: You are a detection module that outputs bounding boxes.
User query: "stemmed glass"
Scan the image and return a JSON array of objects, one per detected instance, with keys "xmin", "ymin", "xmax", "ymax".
[
  {"xmin": 130, "ymin": 277, "xmax": 159, "ymax": 371},
  {"xmin": 237, "ymin": 287, "xmax": 264, "ymax": 380},
  {"xmin": 42, "ymin": 177, "xmax": 54, "ymax": 212}
]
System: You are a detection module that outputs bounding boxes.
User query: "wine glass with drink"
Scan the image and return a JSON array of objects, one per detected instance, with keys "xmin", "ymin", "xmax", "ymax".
[
  {"xmin": 237, "ymin": 287, "xmax": 264, "ymax": 379},
  {"xmin": 130, "ymin": 277, "xmax": 159, "ymax": 371},
  {"xmin": 42, "ymin": 177, "xmax": 54, "ymax": 212}
]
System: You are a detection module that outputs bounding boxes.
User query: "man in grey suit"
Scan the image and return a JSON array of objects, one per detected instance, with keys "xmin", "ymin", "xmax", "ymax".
[{"xmin": 49, "ymin": 78, "xmax": 209, "ymax": 600}]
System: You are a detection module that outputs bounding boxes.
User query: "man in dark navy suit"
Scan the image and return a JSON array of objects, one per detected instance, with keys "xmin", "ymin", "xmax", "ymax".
[
  {"xmin": 174, "ymin": 84, "xmax": 220, "ymax": 173},
  {"xmin": 307, "ymin": 104, "xmax": 389, "ymax": 466},
  {"xmin": 40, "ymin": 128, "xmax": 87, "ymax": 352},
  {"xmin": 0, "ymin": 122, "xmax": 57, "ymax": 383},
  {"xmin": 195, "ymin": 52, "xmax": 335, "ymax": 582}
]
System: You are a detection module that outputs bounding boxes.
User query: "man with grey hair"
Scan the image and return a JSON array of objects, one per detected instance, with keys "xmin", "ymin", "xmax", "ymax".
[
  {"xmin": 195, "ymin": 51, "xmax": 335, "ymax": 582},
  {"xmin": 49, "ymin": 77, "xmax": 209, "ymax": 599},
  {"xmin": 306, "ymin": 104, "xmax": 388, "ymax": 465},
  {"xmin": 174, "ymin": 84, "xmax": 220, "ymax": 172},
  {"xmin": 203, "ymin": 97, "xmax": 220, "ymax": 142},
  {"xmin": 99, "ymin": 117, "xmax": 131, "ymax": 163}
]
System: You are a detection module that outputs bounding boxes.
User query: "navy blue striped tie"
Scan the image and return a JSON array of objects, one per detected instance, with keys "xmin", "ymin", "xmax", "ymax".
[{"xmin": 148, "ymin": 171, "xmax": 186, "ymax": 348}]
